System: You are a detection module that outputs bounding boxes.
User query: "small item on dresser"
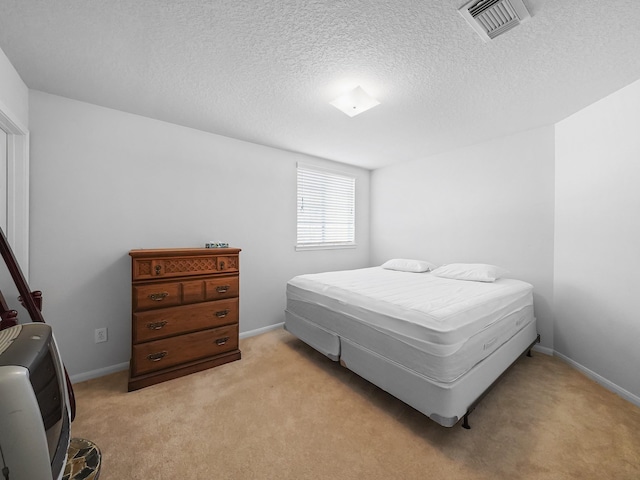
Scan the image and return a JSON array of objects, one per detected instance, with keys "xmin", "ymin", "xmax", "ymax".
[{"xmin": 205, "ymin": 241, "xmax": 229, "ymax": 248}]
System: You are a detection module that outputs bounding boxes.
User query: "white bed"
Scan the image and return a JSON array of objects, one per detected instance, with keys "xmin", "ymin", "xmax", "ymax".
[{"xmin": 284, "ymin": 264, "xmax": 538, "ymax": 428}]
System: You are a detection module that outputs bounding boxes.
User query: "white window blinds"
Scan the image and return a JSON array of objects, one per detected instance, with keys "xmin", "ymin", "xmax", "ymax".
[{"xmin": 297, "ymin": 165, "xmax": 356, "ymax": 249}]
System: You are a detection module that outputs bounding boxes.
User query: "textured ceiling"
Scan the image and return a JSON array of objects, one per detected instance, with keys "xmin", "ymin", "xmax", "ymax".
[{"xmin": 1, "ymin": 0, "xmax": 640, "ymax": 170}]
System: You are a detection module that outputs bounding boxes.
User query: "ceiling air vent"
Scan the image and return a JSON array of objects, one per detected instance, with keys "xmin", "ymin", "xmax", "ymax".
[{"xmin": 458, "ymin": 0, "xmax": 530, "ymax": 42}]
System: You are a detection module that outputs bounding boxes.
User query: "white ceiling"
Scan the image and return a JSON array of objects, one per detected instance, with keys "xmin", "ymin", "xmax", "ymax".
[{"xmin": 1, "ymin": 0, "xmax": 639, "ymax": 170}]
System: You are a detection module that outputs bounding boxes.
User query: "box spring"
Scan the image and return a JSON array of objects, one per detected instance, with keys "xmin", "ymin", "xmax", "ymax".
[{"xmin": 284, "ymin": 311, "xmax": 537, "ymax": 427}]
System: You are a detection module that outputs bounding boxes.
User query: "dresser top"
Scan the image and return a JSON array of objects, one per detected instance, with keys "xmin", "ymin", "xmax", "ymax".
[{"xmin": 129, "ymin": 247, "xmax": 241, "ymax": 258}]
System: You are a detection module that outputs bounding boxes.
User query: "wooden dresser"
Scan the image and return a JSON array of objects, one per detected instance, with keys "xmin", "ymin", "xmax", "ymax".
[{"xmin": 128, "ymin": 248, "xmax": 241, "ymax": 391}]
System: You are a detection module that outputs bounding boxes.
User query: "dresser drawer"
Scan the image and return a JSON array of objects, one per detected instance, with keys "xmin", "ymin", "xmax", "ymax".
[
  {"xmin": 131, "ymin": 324, "xmax": 239, "ymax": 376},
  {"xmin": 131, "ymin": 249, "xmax": 240, "ymax": 280},
  {"xmin": 204, "ymin": 276, "xmax": 239, "ymax": 300},
  {"xmin": 133, "ymin": 299, "xmax": 239, "ymax": 342},
  {"xmin": 132, "ymin": 255, "xmax": 218, "ymax": 280},
  {"xmin": 133, "ymin": 283, "xmax": 181, "ymax": 310},
  {"xmin": 180, "ymin": 280, "xmax": 206, "ymax": 304}
]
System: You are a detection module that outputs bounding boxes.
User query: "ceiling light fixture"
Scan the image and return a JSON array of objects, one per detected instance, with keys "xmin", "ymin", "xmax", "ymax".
[{"xmin": 330, "ymin": 86, "xmax": 380, "ymax": 117}]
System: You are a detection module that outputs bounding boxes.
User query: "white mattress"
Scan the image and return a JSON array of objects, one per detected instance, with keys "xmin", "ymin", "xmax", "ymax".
[{"xmin": 286, "ymin": 267, "xmax": 535, "ymax": 383}]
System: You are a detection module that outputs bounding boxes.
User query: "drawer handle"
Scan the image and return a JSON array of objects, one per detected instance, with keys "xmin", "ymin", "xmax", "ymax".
[
  {"xmin": 215, "ymin": 337, "xmax": 230, "ymax": 346},
  {"xmin": 220, "ymin": 261, "xmax": 225, "ymax": 270},
  {"xmin": 215, "ymin": 309, "xmax": 230, "ymax": 318},
  {"xmin": 146, "ymin": 321, "xmax": 168, "ymax": 330},
  {"xmin": 155, "ymin": 265, "xmax": 162, "ymax": 275},
  {"xmin": 147, "ymin": 351, "xmax": 168, "ymax": 362},
  {"xmin": 149, "ymin": 292, "xmax": 169, "ymax": 301},
  {"xmin": 215, "ymin": 286, "xmax": 230, "ymax": 294}
]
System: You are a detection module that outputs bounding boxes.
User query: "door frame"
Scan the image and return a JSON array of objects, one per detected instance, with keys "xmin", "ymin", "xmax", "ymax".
[{"xmin": 0, "ymin": 99, "xmax": 29, "ymax": 278}]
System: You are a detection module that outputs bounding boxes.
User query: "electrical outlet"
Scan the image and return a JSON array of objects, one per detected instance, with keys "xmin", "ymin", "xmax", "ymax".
[{"xmin": 95, "ymin": 327, "xmax": 108, "ymax": 343}]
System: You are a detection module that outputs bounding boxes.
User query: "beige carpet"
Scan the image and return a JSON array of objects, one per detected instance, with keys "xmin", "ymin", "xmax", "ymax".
[{"xmin": 70, "ymin": 328, "xmax": 640, "ymax": 479}]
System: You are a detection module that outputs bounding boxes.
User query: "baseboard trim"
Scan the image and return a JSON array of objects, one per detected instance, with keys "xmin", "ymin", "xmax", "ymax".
[
  {"xmin": 553, "ymin": 351, "xmax": 640, "ymax": 408},
  {"xmin": 529, "ymin": 344, "xmax": 638, "ymax": 407},
  {"xmin": 239, "ymin": 322, "xmax": 285, "ymax": 339},
  {"xmin": 70, "ymin": 361, "xmax": 129, "ymax": 384},
  {"xmin": 532, "ymin": 344, "xmax": 553, "ymax": 356}
]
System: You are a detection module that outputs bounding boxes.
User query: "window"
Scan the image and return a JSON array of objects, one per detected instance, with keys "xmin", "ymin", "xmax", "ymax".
[{"xmin": 296, "ymin": 164, "xmax": 356, "ymax": 250}]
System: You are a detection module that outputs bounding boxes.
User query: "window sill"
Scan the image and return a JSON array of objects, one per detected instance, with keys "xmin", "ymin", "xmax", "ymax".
[{"xmin": 295, "ymin": 243, "xmax": 357, "ymax": 252}]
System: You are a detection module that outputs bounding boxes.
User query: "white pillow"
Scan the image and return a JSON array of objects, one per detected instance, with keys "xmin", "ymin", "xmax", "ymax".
[
  {"xmin": 431, "ymin": 263, "xmax": 508, "ymax": 282},
  {"xmin": 381, "ymin": 258, "xmax": 436, "ymax": 273}
]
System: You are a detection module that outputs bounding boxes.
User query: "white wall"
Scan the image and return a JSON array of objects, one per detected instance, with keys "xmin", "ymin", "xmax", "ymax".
[
  {"xmin": 370, "ymin": 126, "xmax": 556, "ymax": 350},
  {"xmin": 555, "ymin": 79, "xmax": 640, "ymax": 401},
  {"xmin": 28, "ymin": 90, "xmax": 370, "ymax": 380},
  {"xmin": 0, "ymin": 47, "xmax": 28, "ymax": 128}
]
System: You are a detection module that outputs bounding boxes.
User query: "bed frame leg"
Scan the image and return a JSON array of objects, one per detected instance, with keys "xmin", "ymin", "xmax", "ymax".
[
  {"xmin": 458, "ymin": 334, "xmax": 540, "ymax": 430},
  {"xmin": 527, "ymin": 334, "xmax": 541, "ymax": 357},
  {"xmin": 462, "ymin": 414, "xmax": 471, "ymax": 429}
]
